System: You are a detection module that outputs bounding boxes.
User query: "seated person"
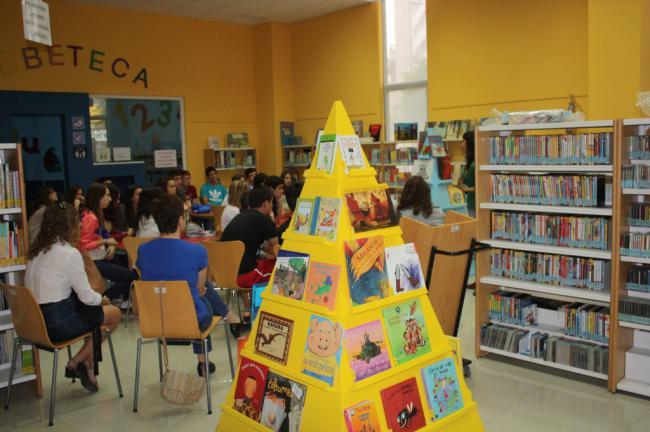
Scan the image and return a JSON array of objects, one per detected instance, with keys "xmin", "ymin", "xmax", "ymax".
[
  {"xmin": 28, "ymin": 186, "xmax": 58, "ymax": 244},
  {"xmin": 277, "ymin": 181, "xmax": 303, "ymax": 244},
  {"xmin": 265, "ymin": 175, "xmax": 286, "ymax": 225},
  {"xmin": 80, "ymin": 183, "xmax": 136, "ymax": 302},
  {"xmin": 221, "ymin": 179, "xmax": 249, "ymax": 231},
  {"xmin": 136, "ymin": 187, "xmax": 163, "ymax": 238},
  {"xmin": 63, "ymin": 185, "xmax": 85, "ymax": 211},
  {"xmin": 25, "ymin": 202, "xmax": 122, "ymax": 392},
  {"xmin": 244, "ymin": 168, "xmax": 256, "ymax": 190},
  {"xmin": 103, "ymin": 183, "xmax": 128, "ymax": 233},
  {"xmin": 221, "ymin": 188, "xmax": 278, "ymax": 288},
  {"xmin": 396, "ymin": 175, "xmax": 445, "ymax": 226},
  {"xmin": 136, "ymin": 194, "xmax": 240, "ymax": 376},
  {"xmin": 182, "ymin": 170, "xmax": 198, "ymax": 205},
  {"xmin": 200, "ymin": 166, "xmax": 228, "ymax": 206}
]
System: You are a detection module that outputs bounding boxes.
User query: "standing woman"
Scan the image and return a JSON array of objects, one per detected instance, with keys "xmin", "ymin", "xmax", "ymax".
[
  {"xmin": 459, "ymin": 130, "xmax": 476, "ymax": 217},
  {"xmin": 79, "ymin": 183, "xmax": 135, "ymax": 302},
  {"xmin": 26, "ymin": 202, "xmax": 121, "ymax": 391}
]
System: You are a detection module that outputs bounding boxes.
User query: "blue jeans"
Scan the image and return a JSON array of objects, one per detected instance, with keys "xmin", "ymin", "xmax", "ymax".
[
  {"xmin": 193, "ymin": 283, "xmax": 229, "ymax": 355},
  {"xmin": 95, "ymin": 258, "xmax": 136, "ymax": 300}
]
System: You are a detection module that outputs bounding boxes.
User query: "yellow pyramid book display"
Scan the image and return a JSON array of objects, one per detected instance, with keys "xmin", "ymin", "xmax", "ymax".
[{"xmin": 216, "ymin": 101, "xmax": 483, "ymax": 432}]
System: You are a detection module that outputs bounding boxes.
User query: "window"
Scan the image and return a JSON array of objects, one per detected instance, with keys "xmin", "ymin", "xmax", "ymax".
[{"xmin": 382, "ymin": 0, "xmax": 428, "ymax": 141}]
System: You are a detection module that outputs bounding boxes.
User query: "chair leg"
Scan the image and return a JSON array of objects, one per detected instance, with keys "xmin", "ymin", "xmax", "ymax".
[
  {"xmin": 107, "ymin": 335, "xmax": 123, "ymax": 398},
  {"xmin": 203, "ymin": 339, "xmax": 212, "ymax": 415},
  {"xmin": 3, "ymin": 338, "xmax": 21, "ymax": 409},
  {"xmin": 49, "ymin": 349, "xmax": 59, "ymax": 426},
  {"xmin": 124, "ymin": 285, "xmax": 133, "ymax": 328},
  {"xmin": 157, "ymin": 339, "xmax": 163, "ymax": 382},
  {"xmin": 235, "ymin": 291, "xmax": 242, "ymax": 320},
  {"xmin": 223, "ymin": 321, "xmax": 234, "ymax": 380},
  {"xmin": 66, "ymin": 345, "xmax": 75, "ymax": 383},
  {"xmin": 133, "ymin": 338, "xmax": 142, "ymax": 413}
]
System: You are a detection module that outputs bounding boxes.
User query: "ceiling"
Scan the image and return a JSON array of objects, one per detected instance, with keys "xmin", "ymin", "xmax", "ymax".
[{"xmin": 68, "ymin": 0, "xmax": 376, "ymax": 25}]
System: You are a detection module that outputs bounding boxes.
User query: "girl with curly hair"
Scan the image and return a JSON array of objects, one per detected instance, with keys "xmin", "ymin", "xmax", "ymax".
[{"xmin": 396, "ymin": 175, "xmax": 445, "ymax": 226}]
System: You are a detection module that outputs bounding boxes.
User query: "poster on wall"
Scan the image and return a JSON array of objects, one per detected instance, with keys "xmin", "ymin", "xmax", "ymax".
[
  {"xmin": 71, "ymin": 116, "xmax": 85, "ymax": 130},
  {"xmin": 112, "ymin": 147, "xmax": 132, "ymax": 162},
  {"xmin": 22, "ymin": 0, "xmax": 52, "ymax": 46},
  {"xmin": 73, "ymin": 147, "xmax": 87, "ymax": 159},
  {"xmin": 72, "ymin": 131, "xmax": 86, "ymax": 146},
  {"xmin": 154, "ymin": 149, "xmax": 177, "ymax": 168}
]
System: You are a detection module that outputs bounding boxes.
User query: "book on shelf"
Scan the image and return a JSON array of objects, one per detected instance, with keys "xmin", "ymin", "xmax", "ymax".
[
  {"xmin": 343, "ymin": 400, "xmax": 381, "ymax": 432},
  {"xmin": 490, "ymin": 249, "xmax": 609, "ymax": 291},
  {"xmin": 619, "ymin": 296, "xmax": 650, "ymax": 326},
  {"xmin": 621, "ymin": 232, "xmax": 650, "ymax": 258},
  {"xmin": 226, "ymin": 132, "xmax": 249, "ymax": 148},
  {"xmin": 628, "ymin": 202, "xmax": 650, "ymax": 227},
  {"xmin": 344, "ymin": 320, "xmax": 391, "ymax": 381},
  {"xmin": 344, "ymin": 188, "xmax": 396, "ymax": 234},
  {"xmin": 626, "ymin": 265, "xmax": 650, "ymax": 293},
  {"xmin": 420, "ymin": 358, "xmax": 464, "ymax": 421},
  {"xmin": 271, "ymin": 250, "xmax": 309, "ymax": 300},
  {"xmin": 480, "ymin": 322, "xmax": 609, "ymax": 375},
  {"xmin": 622, "ymin": 164, "xmax": 650, "ymax": 188},
  {"xmin": 0, "ymin": 221, "xmax": 25, "ymax": 267},
  {"xmin": 260, "ymin": 371, "xmax": 306, "ymax": 431},
  {"xmin": 351, "ymin": 120, "xmax": 363, "ymax": 137},
  {"xmin": 232, "ymin": 357, "xmax": 268, "ymax": 422},
  {"xmin": 394, "ymin": 123, "xmax": 418, "ymax": 141},
  {"xmin": 626, "ymin": 135, "xmax": 650, "ymax": 160},
  {"xmin": 369, "ymin": 124, "xmax": 381, "ymax": 142},
  {"xmin": 280, "ymin": 121, "xmax": 294, "ymax": 146},
  {"xmin": 490, "ymin": 212, "xmax": 610, "ymax": 250},
  {"xmin": 0, "ymin": 165, "xmax": 21, "ymax": 209},
  {"xmin": 489, "ymin": 174, "xmax": 612, "ymax": 207},
  {"xmin": 379, "ymin": 377, "xmax": 426, "ymax": 432},
  {"xmin": 439, "ymin": 119, "xmax": 473, "ymax": 141},
  {"xmin": 383, "ymin": 166, "xmax": 410, "ymax": 187},
  {"xmin": 344, "ymin": 236, "xmax": 390, "ymax": 306},
  {"xmin": 285, "ymin": 148, "xmax": 313, "ymax": 166},
  {"xmin": 488, "ymin": 133, "xmax": 612, "ymax": 165}
]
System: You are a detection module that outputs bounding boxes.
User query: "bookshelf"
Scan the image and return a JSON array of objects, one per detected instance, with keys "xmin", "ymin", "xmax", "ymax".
[
  {"xmin": 475, "ymin": 120, "xmax": 620, "ymax": 391},
  {"xmin": 0, "ymin": 143, "xmax": 41, "ymax": 396},
  {"xmin": 614, "ymin": 118, "xmax": 650, "ymax": 397},
  {"xmin": 203, "ymin": 147, "xmax": 257, "ymax": 172},
  {"xmin": 282, "ymin": 144, "xmax": 315, "ymax": 173}
]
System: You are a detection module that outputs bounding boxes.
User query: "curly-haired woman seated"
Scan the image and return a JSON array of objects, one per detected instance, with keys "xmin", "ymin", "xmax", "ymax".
[
  {"xmin": 396, "ymin": 175, "xmax": 445, "ymax": 226},
  {"xmin": 25, "ymin": 202, "xmax": 122, "ymax": 392}
]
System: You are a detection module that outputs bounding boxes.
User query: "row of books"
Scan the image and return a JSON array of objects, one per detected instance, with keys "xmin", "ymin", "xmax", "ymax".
[
  {"xmin": 480, "ymin": 323, "xmax": 609, "ymax": 374},
  {"xmin": 626, "ymin": 135, "xmax": 650, "ymax": 160},
  {"xmin": 488, "ymin": 291, "xmax": 610, "ymax": 343},
  {"xmin": 0, "ymin": 332, "xmax": 35, "ymax": 375},
  {"xmin": 490, "ymin": 211, "xmax": 609, "ymax": 250},
  {"xmin": 619, "ymin": 296, "xmax": 650, "ymax": 326},
  {"xmin": 381, "ymin": 167, "xmax": 410, "ymax": 186},
  {"xmin": 626, "ymin": 266, "xmax": 650, "ymax": 293},
  {"xmin": 620, "ymin": 233, "xmax": 650, "ymax": 257},
  {"xmin": 0, "ymin": 166, "xmax": 21, "ymax": 209},
  {"xmin": 369, "ymin": 149, "xmax": 381, "ymax": 164},
  {"xmin": 622, "ymin": 165, "xmax": 650, "ymax": 188},
  {"xmin": 214, "ymin": 151, "xmax": 255, "ymax": 170},
  {"xmin": 490, "ymin": 249, "xmax": 609, "ymax": 291},
  {"xmin": 284, "ymin": 149, "xmax": 312, "ymax": 166},
  {"xmin": 488, "ymin": 133, "xmax": 612, "ymax": 165},
  {"xmin": 628, "ymin": 203, "xmax": 650, "ymax": 227},
  {"xmin": 0, "ymin": 221, "xmax": 25, "ymax": 267},
  {"xmin": 490, "ymin": 174, "xmax": 612, "ymax": 207},
  {"xmin": 427, "ymin": 120, "xmax": 473, "ymax": 141},
  {"xmin": 383, "ymin": 148, "xmax": 418, "ymax": 164}
]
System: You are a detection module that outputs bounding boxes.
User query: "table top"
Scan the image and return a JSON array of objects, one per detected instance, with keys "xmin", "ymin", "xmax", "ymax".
[{"xmin": 190, "ymin": 212, "xmax": 214, "ymax": 219}]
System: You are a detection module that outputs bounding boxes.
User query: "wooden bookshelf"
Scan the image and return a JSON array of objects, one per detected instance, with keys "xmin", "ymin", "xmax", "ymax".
[
  {"xmin": 614, "ymin": 118, "xmax": 650, "ymax": 397},
  {"xmin": 0, "ymin": 143, "xmax": 41, "ymax": 397},
  {"xmin": 204, "ymin": 147, "xmax": 256, "ymax": 172},
  {"xmin": 474, "ymin": 121, "xmax": 619, "ymax": 391},
  {"xmin": 281, "ymin": 144, "xmax": 315, "ymax": 173}
]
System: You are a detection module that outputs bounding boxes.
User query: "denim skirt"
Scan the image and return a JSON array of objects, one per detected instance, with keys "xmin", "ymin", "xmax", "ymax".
[{"xmin": 40, "ymin": 294, "xmax": 104, "ymax": 343}]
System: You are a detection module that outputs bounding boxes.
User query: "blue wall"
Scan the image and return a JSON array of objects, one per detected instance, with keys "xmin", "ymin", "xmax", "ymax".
[{"xmin": 0, "ymin": 90, "xmax": 145, "ymax": 193}]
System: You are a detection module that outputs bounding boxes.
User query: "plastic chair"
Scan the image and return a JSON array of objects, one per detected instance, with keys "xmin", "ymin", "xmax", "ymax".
[
  {"xmin": 202, "ymin": 240, "xmax": 249, "ymax": 319},
  {"xmin": 122, "ymin": 236, "xmax": 155, "ymax": 326},
  {"xmin": 132, "ymin": 281, "xmax": 234, "ymax": 415},
  {"xmin": 211, "ymin": 205, "xmax": 226, "ymax": 232},
  {"xmin": 1, "ymin": 284, "xmax": 123, "ymax": 426}
]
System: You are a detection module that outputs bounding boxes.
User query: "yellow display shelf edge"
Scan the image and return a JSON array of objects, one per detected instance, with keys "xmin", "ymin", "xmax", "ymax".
[
  {"xmin": 351, "ymin": 287, "xmax": 426, "ymax": 315},
  {"xmin": 261, "ymin": 291, "xmax": 337, "ymax": 318}
]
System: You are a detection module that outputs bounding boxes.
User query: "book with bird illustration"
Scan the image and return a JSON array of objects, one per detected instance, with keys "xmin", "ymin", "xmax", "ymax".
[
  {"xmin": 260, "ymin": 371, "xmax": 307, "ymax": 432},
  {"xmin": 344, "ymin": 236, "xmax": 390, "ymax": 306},
  {"xmin": 380, "ymin": 378, "xmax": 426, "ymax": 432},
  {"xmin": 254, "ymin": 312, "xmax": 294, "ymax": 365},
  {"xmin": 385, "ymin": 243, "xmax": 426, "ymax": 294},
  {"xmin": 303, "ymin": 261, "xmax": 340, "ymax": 310},
  {"xmin": 344, "ymin": 188, "xmax": 397, "ymax": 233},
  {"xmin": 271, "ymin": 250, "xmax": 310, "ymax": 300},
  {"xmin": 421, "ymin": 358, "xmax": 464, "ymax": 421},
  {"xmin": 382, "ymin": 298, "xmax": 431, "ymax": 365}
]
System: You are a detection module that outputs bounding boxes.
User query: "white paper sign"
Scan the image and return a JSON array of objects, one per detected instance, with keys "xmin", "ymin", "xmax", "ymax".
[
  {"xmin": 112, "ymin": 147, "xmax": 132, "ymax": 162},
  {"xmin": 336, "ymin": 134, "xmax": 365, "ymax": 169},
  {"xmin": 154, "ymin": 149, "xmax": 177, "ymax": 168},
  {"xmin": 95, "ymin": 147, "xmax": 111, "ymax": 163},
  {"xmin": 22, "ymin": 0, "xmax": 51, "ymax": 46}
]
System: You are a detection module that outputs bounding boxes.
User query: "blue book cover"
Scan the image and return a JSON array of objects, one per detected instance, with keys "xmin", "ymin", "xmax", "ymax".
[{"xmin": 420, "ymin": 358, "xmax": 464, "ymax": 421}]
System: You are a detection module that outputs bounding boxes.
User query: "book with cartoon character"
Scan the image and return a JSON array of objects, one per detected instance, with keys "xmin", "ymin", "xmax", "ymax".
[
  {"xmin": 315, "ymin": 133, "xmax": 336, "ymax": 173},
  {"xmin": 232, "ymin": 357, "xmax": 268, "ymax": 421},
  {"xmin": 343, "ymin": 400, "xmax": 381, "ymax": 432},
  {"xmin": 344, "ymin": 188, "xmax": 397, "ymax": 233},
  {"xmin": 301, "ymin": 315, "xmax": 343, "ymax": 385},
  {"xmin": 314, "ymin": 197, "xmax": 342, "ymax": 241},
  {"xmin": 303, "ymin": 261, "xmax": 340, "ymax": 310},
  {"xmin": 344, "ymin": 320, "xmax": 391, "ymax": 382},
  {"xmin": 271, "ymin": 250, "xmax": 310, "ymax": 299},
  {"xmin": 385, "ymin": 243, "xmax": 426, "ymax": 294},
  {"xmin": 292, "ymin": 198, "xmax": 316, "ymax": 235},
  {"xmin": 382, "ymin": 298, "xmax": 431, "ymax": 365},
  {"xmin": 380, "ymin": 377, "xmax": 426, "ymax": 432},
  {"xmin": 260, "ymin": 371, "xmax": 307, "ymax": 432},
  {"xmin": 344, "ymin": 236, "xmax": 390, "ymax": 306},
  {"xmin": 421, "ymin": 358, "xmax": 464, "ymax": 421}
]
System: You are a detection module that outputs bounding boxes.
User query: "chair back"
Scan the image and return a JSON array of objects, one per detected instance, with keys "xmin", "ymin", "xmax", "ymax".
[
  {"xmin": 211, "ymin": 205, "xmax": 226, "ymax": 231},
  {"xmin": 1, "ymin": 284, "xmax": 53, "ymax": 347},
  {"xmin": 202, "ymin": 240, "xmax": 244, "ymax": 289},
  {"xmin": 123, "ymin": 236, "xmax": 155, "ymax": 270},
  {"xmin": 133, "ymin": 281, "xmax": 201, "ymax": 339}
]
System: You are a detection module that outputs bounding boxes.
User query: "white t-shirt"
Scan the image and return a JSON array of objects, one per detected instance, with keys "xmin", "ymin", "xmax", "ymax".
[
  {"xmin": 221, "ymin": 205, "xmax": 240, "ymax": 230},
  {"xmin": 138, "ymin": 215, "xmax": 160, "ymax": 238},
  {"xmin": 25, "ymin": 241, "xmax": 102, "ymax": 306}
]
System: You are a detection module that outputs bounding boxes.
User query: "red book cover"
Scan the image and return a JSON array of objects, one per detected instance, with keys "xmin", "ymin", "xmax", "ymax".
[
  {"xmin": 232, "ymin": 356, "xmax": 269, "ymax": 422},
  {"xmin": 380, "ymin": 378, "xmax": 426, "ymax": 432}
]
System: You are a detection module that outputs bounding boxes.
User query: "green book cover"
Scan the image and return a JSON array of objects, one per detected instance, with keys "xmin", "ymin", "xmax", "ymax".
[
  {"xmin": 382, "ymin": 298, "xmax": 431, "ymax": 365},
  {"xmin": 21, "ymin": 348, "xmax": 35, "ymax": 375}
]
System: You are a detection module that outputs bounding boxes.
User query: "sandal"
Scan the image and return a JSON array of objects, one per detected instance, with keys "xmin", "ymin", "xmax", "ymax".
[
  {"xmin": 76, "ymin": 362, "xmax": 99, "ymax": 392},
  {"xmin": 65, "ymin": 362, "xmax": 80, "ymax": 379},
  {"xmin": 197, "ymin": 361, "xmax": 216, "ymax": 377}
]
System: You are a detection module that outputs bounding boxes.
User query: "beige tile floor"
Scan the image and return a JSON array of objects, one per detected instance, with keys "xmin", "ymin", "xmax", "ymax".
[{"xmin": 1, "ymin": 293, "xmax": 649, "ymax": 431}]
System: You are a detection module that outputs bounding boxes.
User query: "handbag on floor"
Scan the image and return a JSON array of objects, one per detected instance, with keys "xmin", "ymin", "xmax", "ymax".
[{"xmin": 157, "ymin": 286, "xmax": 205, "ymax": 405}]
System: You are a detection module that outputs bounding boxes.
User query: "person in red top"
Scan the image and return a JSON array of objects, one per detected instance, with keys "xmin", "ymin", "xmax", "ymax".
[
  {"xmin": 79, "ymin": 183, "xmax": 136, "ymax": 302},
  {"xmin": 182, "ymin": 170, "xmax": 199, "ymax": 205}
]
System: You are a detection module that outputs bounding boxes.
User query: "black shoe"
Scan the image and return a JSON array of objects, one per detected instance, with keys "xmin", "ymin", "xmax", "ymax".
[
  {"xmin": 64, "ymin": 365, "xmax": 80, "ymax": 379},
  {"xmin": 229, "ymin": 323, "xmax": 243, "ymax": 338},
  {"xmin": 76, "ymin": 363, "xmax": 98, "ymax": 392},
  {"xmin": 197, "ymin": 361, "xmax": 216, "ymax": 377}
]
